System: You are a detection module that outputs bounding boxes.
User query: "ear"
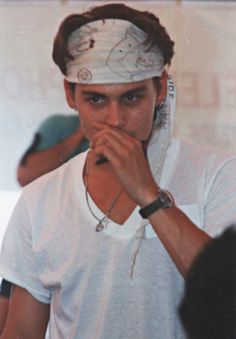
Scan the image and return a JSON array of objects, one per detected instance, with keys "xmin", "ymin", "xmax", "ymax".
[
  {"xmin": 64, "ymin": 79, "xmax": 76, "ymax": 109},
  {"xmin": 156, "ymin": 71, "xmax": 168, "ymax": 105}
]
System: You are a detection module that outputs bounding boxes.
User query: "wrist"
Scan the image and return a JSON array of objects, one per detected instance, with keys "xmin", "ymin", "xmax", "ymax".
[
  {"xmin": 138, "ymin": 185, "xmax": 160, "ymax": 208},
  {"xmin": 139, "ymin": 189, "xmax": 174, "ymax": 219}
]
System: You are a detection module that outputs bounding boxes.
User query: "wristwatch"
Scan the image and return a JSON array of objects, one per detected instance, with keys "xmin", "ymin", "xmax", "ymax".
[{"xmin": 139, "ymin": 189, "xmax": 174, "ymax": 219}]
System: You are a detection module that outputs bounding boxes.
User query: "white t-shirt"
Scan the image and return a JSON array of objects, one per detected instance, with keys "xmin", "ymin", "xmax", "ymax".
[{"xmin": 1, "ymin": 139, "xmax": 236, "ymax": 338}]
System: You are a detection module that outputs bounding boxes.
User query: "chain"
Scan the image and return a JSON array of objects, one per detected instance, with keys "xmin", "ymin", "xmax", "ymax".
[{"xmin": 85, "ymin": 152, "xmax": 123, "ymax": 232}]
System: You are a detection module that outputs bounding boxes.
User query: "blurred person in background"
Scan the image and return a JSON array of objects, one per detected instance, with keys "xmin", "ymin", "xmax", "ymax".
[
  {"xmin": 17, "ymin": 114, "xmax": 88, "ymax": 186},
  {"xmin": 179, "ymin": 225, "xmax": 236, "ymax": 339}
]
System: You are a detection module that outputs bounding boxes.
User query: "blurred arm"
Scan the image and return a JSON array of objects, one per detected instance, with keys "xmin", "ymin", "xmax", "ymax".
[
  {"xmin": 0, "ymin": 285, "xmax": 49, "ymax": 339},
  {"xmin": 17, "ymin": 127, "xmax": 86, "ymax": 186},
  {"xmin": 0, "ymin": 298, "xmax": 9, "ymax": 336}
]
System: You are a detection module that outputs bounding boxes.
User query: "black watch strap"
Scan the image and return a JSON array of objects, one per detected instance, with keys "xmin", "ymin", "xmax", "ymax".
[{"xmin": 139, "ymin": 190, "xmax": 174, "ymax": 219}]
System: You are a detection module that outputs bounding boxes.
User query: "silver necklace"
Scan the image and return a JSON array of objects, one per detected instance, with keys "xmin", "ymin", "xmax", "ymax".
[{"xmin": 85, "ymin": 153, "xmax": 123, "ymax": 232}]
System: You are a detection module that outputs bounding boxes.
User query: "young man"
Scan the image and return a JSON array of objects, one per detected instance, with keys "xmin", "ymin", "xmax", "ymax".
[{"xmin": 1, "ymin": 4, "xmax": 236, "ymax": 338}]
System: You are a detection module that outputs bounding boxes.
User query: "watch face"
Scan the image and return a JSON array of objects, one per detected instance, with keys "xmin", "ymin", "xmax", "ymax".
[{"xmin": 159, "ymin": 190, "xmax": 173, "ymax": 208}]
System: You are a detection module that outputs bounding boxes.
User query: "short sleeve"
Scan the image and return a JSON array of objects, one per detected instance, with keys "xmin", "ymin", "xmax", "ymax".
[
  {"xmin": 0, "ymin": 193, "xmax": 51, "ymax": 304},
  {"xmin": 204, "ymin": 157, "xmax": 236, "ymax": 237}
]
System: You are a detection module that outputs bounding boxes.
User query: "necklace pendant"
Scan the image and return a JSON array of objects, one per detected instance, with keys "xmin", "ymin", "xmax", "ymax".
[{"xmin": 95, "ymin": 222, "xmax": 104, "ymax": 232}]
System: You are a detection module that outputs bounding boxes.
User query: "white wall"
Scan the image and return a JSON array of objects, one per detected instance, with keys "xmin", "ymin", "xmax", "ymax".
[{"xmin": 1, "ymin": 0, "xmax": 236, "ymax": 242}]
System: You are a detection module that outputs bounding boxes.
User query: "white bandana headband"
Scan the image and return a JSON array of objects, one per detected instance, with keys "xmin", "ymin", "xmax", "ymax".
[{"xmin": 65, "ymin": 19, "xmax": 164, "ymax": 84}]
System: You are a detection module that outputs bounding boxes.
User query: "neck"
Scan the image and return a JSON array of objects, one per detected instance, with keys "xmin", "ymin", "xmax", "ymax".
[
  {"xmin": 83, "ymin": 151, "xmax": 121, "ymax": 194},
  {"xmin": 83, "ymin": 149, "xmax": 137, "ymax": 226}
]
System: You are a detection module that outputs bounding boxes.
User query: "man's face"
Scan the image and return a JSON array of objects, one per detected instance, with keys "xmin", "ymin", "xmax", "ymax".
[{"xmin": 69, "ymin": 79, "xmax": 159, "ymax": 142}]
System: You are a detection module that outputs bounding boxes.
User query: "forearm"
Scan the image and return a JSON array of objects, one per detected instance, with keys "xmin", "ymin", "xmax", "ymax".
[
  {"xmin": 90, "ymin": 123, "xmax": 211, "ymax": 277},
  {"xmin": 0, "ymin": 297, "xmax": 9, "ymax": 336},
  {"xmin": 0, "ymin": 286, "xmax": 49, "ymax": 339},
  {"xmin": 134, "ymin": 179, "xmax": 211, "ymax": 277},
  {"xmin": 17, "ymin": 130, "xmax": 85, "ymax": 186},
  {"xmin": 146, "ymin": 204, "xmax": 211, "ymax": 277}
]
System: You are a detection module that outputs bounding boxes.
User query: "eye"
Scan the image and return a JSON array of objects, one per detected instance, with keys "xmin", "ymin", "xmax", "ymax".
[
  {"xmin": 88, "ymin": 95, "xmax": 104, "ymax": 105},
  {"xmin": 126, "ymin": 94, "xmax": 135, "ymax": 101},
  {"xmin": 124, "ymin": 93, "xmax": 140, "ymax": 104}
]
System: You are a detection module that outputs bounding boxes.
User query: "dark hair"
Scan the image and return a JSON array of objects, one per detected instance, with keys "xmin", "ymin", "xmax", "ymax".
[
  {"xmin": 52, "ymin": 3, "xmax": 174, "ymax": 76},
  {"xmin": 179, "ymin": 226, "xmax": 236, "ymax": 339}
]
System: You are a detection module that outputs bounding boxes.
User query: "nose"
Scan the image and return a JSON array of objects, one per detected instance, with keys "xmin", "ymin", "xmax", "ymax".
[{"xmin": 106, "ymin": 102, "xmax": 126, "ymax": 128}]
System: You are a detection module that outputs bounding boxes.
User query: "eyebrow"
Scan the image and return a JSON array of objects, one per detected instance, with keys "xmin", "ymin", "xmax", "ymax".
[
  {"xmin": 81, "ymin": 90, "xmax": 106, "ymax": 97},
  {"xmin": 122, "ymin": 86, "xmax": 147, "ymax": 97},
  {"xmin": 81, "ymin": 86, "xmax": 147, "ymax": 97}
]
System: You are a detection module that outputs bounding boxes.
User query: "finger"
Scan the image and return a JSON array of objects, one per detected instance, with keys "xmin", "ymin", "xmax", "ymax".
[
  {"xmin": 91, "ymin": 126, "xmax": 138, "ymax": 151},
  {"xmin": 94, "ymin": 132, "xmax": 145, "ymax": 166},
  {"xmin": 91, "ymin": 123, "xmax": 147, "ymax": 168},
  {"xmin": 92, "ymin": 130, "xmax": 126, "ymax": 152},
  {"xmin": 92, "ymin": 143, "xmax": 121, "ymax": 168},
  {"xmin": 92, "ymin": 120, "xmax": 136, "ymax": 140},
  {"xmin": 92, "ymin": 121, "xmax": 137, "ymax": 141}
]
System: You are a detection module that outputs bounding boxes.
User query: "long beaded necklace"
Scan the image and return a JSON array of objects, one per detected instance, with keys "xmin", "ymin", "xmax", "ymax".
[{"xmin": 85, "ymin": 153, "xmax": 123, "ymax": 232}]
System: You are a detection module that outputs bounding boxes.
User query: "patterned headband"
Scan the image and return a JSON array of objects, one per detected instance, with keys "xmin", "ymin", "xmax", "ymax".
[{"xmin": 65, "ymin": 19, "xmax": 164, "ymax": 84}]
